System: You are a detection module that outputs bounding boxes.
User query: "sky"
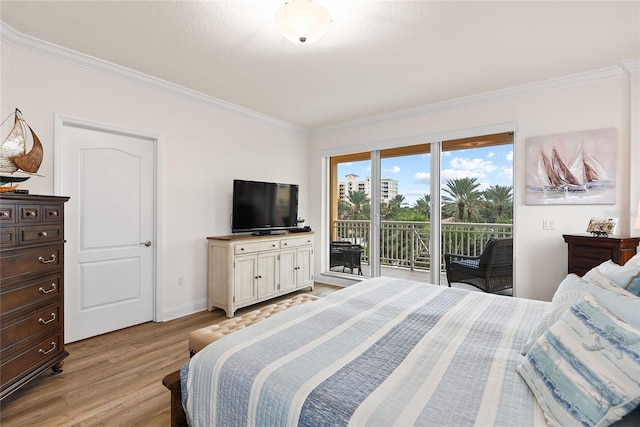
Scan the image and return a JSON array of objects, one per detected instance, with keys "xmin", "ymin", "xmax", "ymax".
[{"xmin": 338, "ymin": 145, "xmax": 514, "ymax": 207}]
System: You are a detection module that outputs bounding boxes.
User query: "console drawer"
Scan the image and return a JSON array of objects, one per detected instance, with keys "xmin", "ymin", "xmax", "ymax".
[
  {"xmin": 280, "ymin": 236, "xmax": 313, "ymax": 249},
  {"xmin": 234, "ymin": 240, "xmax": 279, "ymax": 255}
]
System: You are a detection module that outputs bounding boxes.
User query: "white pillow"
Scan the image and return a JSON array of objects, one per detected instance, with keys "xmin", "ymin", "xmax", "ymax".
[
  {"xmin": 583, "ymin": 268, "xmax": 635, "ymax": 296},
  {"xmin": 593, "ymin": 260, "xmax": 640, "ymax": 297},
  {"xmin": 522, "ymin": 273, "xmax": 640, "ymax": 355},
  {"xmin": 517, "ymin": 294, "xmax": 640, "ymax": 427}
]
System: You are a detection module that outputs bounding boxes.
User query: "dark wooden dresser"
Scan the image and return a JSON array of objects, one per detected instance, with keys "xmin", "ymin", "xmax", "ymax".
[
  {"xmin": 563, "ymin": 233, "xmax": 640, "ymax": 276},
  {"xmin": 0, "ymin": 193, "xmax": 69, "ymax": 400}
]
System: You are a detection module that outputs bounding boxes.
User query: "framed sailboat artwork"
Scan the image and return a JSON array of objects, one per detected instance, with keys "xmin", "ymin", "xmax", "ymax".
[
  {"xmin": 0, "ymin": 108, "xmax": 44, "ymax": 192},
  {"xmin": 525, "ymin": 128, "xmax": 616, "ymax": 205}
]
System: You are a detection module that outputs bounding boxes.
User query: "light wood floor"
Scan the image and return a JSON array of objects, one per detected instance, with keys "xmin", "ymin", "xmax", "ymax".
[{"xmin": 0, "ymin": 284, "xmax": 339, "ymax": 426}]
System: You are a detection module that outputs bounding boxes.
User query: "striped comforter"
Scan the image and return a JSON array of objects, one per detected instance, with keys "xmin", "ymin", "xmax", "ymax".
[{"xmin": 184, "ymin": 277, "xmax": 551, "ymax": 426}]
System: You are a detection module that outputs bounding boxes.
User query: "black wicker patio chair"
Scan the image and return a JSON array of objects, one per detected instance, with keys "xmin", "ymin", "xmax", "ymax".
[{"xmin": 444, "ymin": 238, "xmax": 513, "ymax": 294}]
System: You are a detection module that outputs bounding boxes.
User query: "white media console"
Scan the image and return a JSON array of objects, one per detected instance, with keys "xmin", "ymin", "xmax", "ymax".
[{"xmin": 207, "ymin": 232, "xmax": 314, "ymax": 317}]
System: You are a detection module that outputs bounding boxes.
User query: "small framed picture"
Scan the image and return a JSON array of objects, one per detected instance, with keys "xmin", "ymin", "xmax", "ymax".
[{"xmin": 586, "ymin": 217, "xmax": 617, "ymax": 236}]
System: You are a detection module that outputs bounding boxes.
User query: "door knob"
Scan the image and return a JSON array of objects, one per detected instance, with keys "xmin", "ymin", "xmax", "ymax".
[{"xmin": 141, "ymin": 241, "xmax": 152, "ymax": 247}]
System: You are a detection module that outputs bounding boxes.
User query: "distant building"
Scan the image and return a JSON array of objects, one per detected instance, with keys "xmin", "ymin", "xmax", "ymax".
[{"xmin": 339, "ymin": 174, "xmax": 398, "ymax": 203}]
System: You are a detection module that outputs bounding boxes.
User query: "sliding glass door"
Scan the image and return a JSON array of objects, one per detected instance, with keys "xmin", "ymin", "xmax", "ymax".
[{"xmin": 326, "ymin": 132, "xmax": 514, "ymax": 287}]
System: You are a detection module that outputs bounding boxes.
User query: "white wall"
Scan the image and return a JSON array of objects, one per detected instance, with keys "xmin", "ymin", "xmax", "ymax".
[
  {"xmin": 1, "ymin": 39, "xmax": 309, "ymax": 320},
  {"xmin": 309, "ymin": 64, "xmax": 639, "ymax": 301}
]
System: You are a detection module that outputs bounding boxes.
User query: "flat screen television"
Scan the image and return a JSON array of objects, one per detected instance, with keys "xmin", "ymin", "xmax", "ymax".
[{"xmin": 232, "ymin": 179, "xmax": 299, "ymax": 235}]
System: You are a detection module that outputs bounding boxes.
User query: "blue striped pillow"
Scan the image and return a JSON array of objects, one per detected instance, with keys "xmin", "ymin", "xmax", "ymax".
[{"xmin": 517, "ymin": 294, "xmax": 640, "ymax": 427}]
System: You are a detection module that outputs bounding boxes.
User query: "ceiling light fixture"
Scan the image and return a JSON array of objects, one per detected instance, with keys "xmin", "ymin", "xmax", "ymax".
[{"xmin": 274, "ymin": 0, "xmax": 331, "ymax": 44}]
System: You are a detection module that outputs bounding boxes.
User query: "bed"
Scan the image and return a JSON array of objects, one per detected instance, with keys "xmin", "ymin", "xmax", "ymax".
[{"xmin": 169, "ymin": 274, "xmax": 640, "ymax": 427}]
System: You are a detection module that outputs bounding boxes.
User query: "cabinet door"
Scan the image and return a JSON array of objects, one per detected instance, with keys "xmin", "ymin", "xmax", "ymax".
[
  {"xmin": 279, "ymin": 249, "xmax": 297, "ymax": 291},
  {"xmin": 257, "ymin": 252, "xmax": 279, "ymax": 299},
  {"xmin": 234, "ymin": 255, "xmax": 258, "ymax": 306},
  {"xmin": 296, "ymin": 246, "xmax": 314, "ymax": 287}
]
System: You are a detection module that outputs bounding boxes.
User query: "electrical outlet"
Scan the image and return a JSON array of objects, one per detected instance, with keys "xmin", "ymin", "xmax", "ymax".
[{"xmin": 178, "ymin": 276, "xmax": 184, "ymax": 287}]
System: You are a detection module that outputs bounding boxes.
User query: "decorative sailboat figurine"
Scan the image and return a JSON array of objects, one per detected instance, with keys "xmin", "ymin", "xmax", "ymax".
[{"xmin": 0, "ymin": 108, "xmax": 43, "ymax": 192}]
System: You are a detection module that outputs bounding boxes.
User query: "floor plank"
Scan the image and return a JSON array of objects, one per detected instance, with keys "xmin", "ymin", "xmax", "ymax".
[{"xmin": 0, "ymin": 284, "xmax": 338, "ymax": 426}]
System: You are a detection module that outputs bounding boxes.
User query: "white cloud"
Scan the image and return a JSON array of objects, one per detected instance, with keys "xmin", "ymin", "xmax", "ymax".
[
  {"xmin": 498, "ymin": 166, "xmax": 513, "ymax": 180},
  {"xmin": 506, "ymin": 151, "xmax": 513, "ymax": 161},
  {"xmin": 385, "ymin": 165, "xmax": 401, "ymax": 173},
  {"xmin": 487, "ymin": 152, "xmax": 496, "ymax": 158},
  {"xmin": 449, "ymin": 157, "xmax": 497, "ymax": 173},
  {"xmin": 414, "ymin": 171, "xmax": 430, "ymax": 183},
  {"xmin": 441, "ymin": 169, "xmax": 483, "ymax": 181}
]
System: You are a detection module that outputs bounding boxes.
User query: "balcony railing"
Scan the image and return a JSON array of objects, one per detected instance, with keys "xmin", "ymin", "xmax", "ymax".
[{"xmin": 332, "ymin": 220, "xmax": 512, "ymax": 273}]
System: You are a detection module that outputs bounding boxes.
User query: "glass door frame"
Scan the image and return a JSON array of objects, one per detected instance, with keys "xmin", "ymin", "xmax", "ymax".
[{"xmin": 323, "ymin": 123, "xmax": 517, "ymax": 284}]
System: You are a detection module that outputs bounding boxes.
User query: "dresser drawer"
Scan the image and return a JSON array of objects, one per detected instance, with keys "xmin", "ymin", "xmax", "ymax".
[
  {"xmin": 18, "ymin": 204, "xmax": 41, "ymax": 223},
  {"xmin": 18, "ymin": 224, "xmax": 63, "ymax": 245},
  {"xmin": 42, "ymin": 204, "xmax": 64, "ymax": 223},
  {"xmin": 0, "ymin": 274, "xmax": 61, "ymax": 315},
  {"xmin": 0, "ymin": 204, "xmax": 15, "ymax": 224},
  {"xmin": 0, "ymin": 332, "xmax": 64, "ymax": 393},
  {"xmin": 0, "ymin": 227, "xmax": 16, "ymax": 248},
  {"xmin": 0, "ymin": 245, "xmax": 63, "ymax": 280},
  {"xmin": 234, "ymin": 240, "xmax": 279, "ymax": 254},
  {"xmin": 572, "ymin": 244, "xmax": 613, "ymax": 261},
  {"xmin": 1, "ymin": 302, "xmax": 61, "ymax": 355}
]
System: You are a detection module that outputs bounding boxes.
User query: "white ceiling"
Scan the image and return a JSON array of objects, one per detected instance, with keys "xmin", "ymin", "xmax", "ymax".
[{"xmin": 1, "ymin": 1, "xmax": 639, "ymax": 130}]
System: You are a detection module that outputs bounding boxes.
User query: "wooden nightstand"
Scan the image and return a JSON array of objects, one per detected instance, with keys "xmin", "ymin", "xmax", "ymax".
[{"xmin": 563, "ymin": 234, "xmax": 640, "ymax": 276}]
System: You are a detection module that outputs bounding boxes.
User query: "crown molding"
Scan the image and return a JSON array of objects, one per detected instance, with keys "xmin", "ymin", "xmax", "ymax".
[
  {"xmin": 620, "ymin": 58, "xmax": 640, "ymax": 73},
  {"xmin": 312, "ymin": 64, "xmax": 630, "ymax": 135},
  {"xmin": 0, "ymin": 22, "xmax": 310, "ymax": 135}
]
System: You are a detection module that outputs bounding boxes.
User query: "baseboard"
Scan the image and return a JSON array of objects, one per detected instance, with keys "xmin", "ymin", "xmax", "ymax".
[{"xmin": 161, "ymin": 298, "xmax": 208, "ymax": 322}]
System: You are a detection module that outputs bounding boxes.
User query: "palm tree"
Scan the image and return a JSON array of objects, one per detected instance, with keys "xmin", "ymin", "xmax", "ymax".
[
  {"xmin": 346, "ymin": 190, "xmax": 369, "ymax": 220},
  {"xmin": 483, "ymin": 185, "xmax": 513, "ymax": 219},
  {"xmin": 381, "ymin": 194, "xmax": 406, "ymax": 220},
  {"xmin": 441, "ymin": 177, "xmax": 481, "ymax": 221},
  {"xmin": 413, "ymin": 194, "xmax": 431, "ymax": 219}
]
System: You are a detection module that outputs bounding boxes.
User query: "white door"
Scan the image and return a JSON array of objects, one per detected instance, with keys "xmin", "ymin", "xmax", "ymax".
[{"xmin": 58, "ymin": 121, "xmax": 155, "ymax": 343}]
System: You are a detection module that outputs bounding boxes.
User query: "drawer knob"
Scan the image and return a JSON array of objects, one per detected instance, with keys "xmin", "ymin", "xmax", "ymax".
[
  {"xmin": 48, "ymin": 211, "xmax": 59, "ymax": 217},
  {"xmin": 39, "ymin": 231, "xmax": 48, "ymax": 237},
  {"xmin": 38, "ymin": 313, "xmax": 57, "ymax": 325},
  {"xmin": 38, "ymin": 342, "xmax": 57, "ymax": 355},
  {"xmin": 38, "ymin": 254, "xmax": 57, "ymax": 264},
  {"xmin": 0, "ymin": 211, "xmax": 9, "ymax": 217},
  {"xmin": 39, "ymin": 284, "xmax": 57, "ymax": 294},
  {"xmin": 25, "ymin": 210, "xmax": 36, "ymax": 217}
]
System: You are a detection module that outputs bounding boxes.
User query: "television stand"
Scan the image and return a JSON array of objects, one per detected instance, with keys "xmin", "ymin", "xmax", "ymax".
[{"xmin": 206, "ymin": 233, "xmax": 315, "ymax": 317}]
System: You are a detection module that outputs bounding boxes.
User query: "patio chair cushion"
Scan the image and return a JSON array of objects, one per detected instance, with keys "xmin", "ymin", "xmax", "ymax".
[{"xmin": 450, "ymin": 258, "xmax": 486, "ymax": 275}]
